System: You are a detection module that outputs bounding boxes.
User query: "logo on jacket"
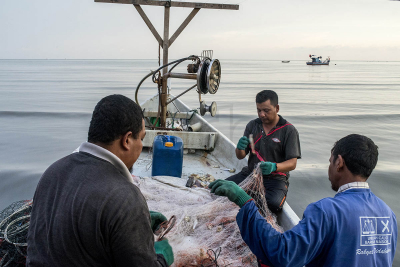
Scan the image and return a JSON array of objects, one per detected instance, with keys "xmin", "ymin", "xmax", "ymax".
[
  {"xmin": 272, "ymin": 138, "xmax": 280, "ymax": 143},
  {"xmin": 359, "ymin": 217, "xmax": 392, "ymax": 246}
]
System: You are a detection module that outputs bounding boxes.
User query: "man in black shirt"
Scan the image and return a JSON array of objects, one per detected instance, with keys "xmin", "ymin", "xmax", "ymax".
[
  {"xmin": 226, "ymin": 90, "xmax": 301, "ymax": 212},
  {"xmin": 27, "ymin": 95, "xmax": 173, "ymax": 266}
]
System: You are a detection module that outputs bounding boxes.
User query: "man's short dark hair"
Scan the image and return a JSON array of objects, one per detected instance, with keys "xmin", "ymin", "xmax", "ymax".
[
  {"xmin": 331, "ymin": 134, "xmax": 378, "ymax": 179},
  {"xmin": 256, "ymin": 90, "xmax": 278, "ymax": 106},
  {"xmin": 88, "ymin": 94, "xmax": 144, "ymax": 144}
]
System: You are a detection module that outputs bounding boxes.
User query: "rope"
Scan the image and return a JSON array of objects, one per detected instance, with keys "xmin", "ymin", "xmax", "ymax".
[
  {"xmin": 0, "ymin": 201, "xmax": 31, "ymax": 267},
  {"xmin": 171, "ymin": 111, "xmax": 178, "ymax": 129},
  {"xmin": 0, "ymin": 251, "xmax": 11, "ymax": 267},
  {"xmin": 187, "ymin": 109, "xmax": 199, "ymax": 122},
  {"xmin": 4, "ymin": 215, "xmax": 30, "ymax": 246}
]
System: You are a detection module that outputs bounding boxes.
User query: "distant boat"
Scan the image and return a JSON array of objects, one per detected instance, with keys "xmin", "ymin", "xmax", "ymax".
[
  {"xmin": 282, "ymin": 60, "xmax": 290, "ymax": 63},
  {"xmin": 306, "ymin": 55, "xmax": 330, "ymax": 65}
]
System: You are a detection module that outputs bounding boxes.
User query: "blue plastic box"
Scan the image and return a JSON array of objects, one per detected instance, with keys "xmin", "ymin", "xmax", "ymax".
[{"xmin": 151, "ymin": 135, "xmax": 184, "ymax": 178}]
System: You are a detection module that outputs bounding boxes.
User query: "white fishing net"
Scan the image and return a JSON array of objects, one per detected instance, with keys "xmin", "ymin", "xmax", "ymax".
[{"xmin": 134, "ymin": 163, "xmax": 282, "ymax": 267}]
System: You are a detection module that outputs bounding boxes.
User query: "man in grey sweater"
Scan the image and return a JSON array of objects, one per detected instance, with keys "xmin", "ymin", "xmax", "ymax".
[{"xmin": 27, "ymin": 94, "xmax": 173, "ymax": 266}]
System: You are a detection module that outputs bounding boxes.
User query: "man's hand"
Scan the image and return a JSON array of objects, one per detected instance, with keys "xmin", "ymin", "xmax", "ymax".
[
  {"xmin": 236, "ymin": 136, "xmax": 250, "ymax": 151},
  {"xmin": 155, "ymin": 239, "xmax": 174, "ymax": 266},
  {"xmin": 260, "ymin": 162, "xmax": 277, "ymax": 175},
  {"xmin": 208, "ymin": 180, "xmax": 252, "ymax": 207},
  {"xmin": 149, "ymin": 211, "xmax": 167, "ymax": 232}
]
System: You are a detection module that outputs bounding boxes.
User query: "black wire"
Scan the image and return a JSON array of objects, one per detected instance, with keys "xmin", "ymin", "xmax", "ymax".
[
  {"xmin": 151, "ymin": 55, "xmax": 197, "ymax": 83},
  {"xmin": 168, "ymin": 56, "xmax": 199, "ymax": 74},
  {"xmin": 135, "ymin": 71, "xmax": 155, "ymax": 107}
]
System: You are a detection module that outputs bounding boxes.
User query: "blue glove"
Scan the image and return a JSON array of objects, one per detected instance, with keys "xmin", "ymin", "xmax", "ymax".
[
  {"xmin": 155, "ymin": 239, "xmax": 174, "ymax": 266},
  {"xmin": 260, "ymin": 162, "xmax": 277, "ymax": 175},
  {"xmin": 236, "ymin": 136, "xmax": 250, "ymax": 151},
  {"xmin": 208, "ymin": 180, "xmax": 252, "ymax": 207}
]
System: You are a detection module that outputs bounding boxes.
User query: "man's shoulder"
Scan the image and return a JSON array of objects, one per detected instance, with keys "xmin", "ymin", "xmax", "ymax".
[
  {"xmin": 311, "ymin": 190, "xmax": 396, "ymax": 217},
  {"xmin": 367, "ymin": 191, "xmax": 397, "ymax": 216},
  {"xmin": 305, "ymin": 197, "xmax": 335, "ymax": 213},
  {"xmin": 278, "ymin": 117, "xmax": 298, "ymax": 131},
  {"xmin": 43, "ymin": 152, "xmax": 135, "ymax": 192},
  {"xmin": 246, "ymin": 118, "xmax": 262, "ymax": 127},
  {"xmin": 43, "ymin": 151, "xmax": 109, "ymax": 175},
  {"xmin": 303, "ymin": 196, "xmax": 347, "ymax": 218},
  {"xmin": 42, "ymin": 153, "xmax": 78, "ymax": 175}
]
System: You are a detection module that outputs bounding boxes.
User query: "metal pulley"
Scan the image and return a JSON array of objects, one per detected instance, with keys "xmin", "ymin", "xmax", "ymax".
[
  {"xmin": 200, "ymin": 101, "xmax": 217, "ymax": 117},
  {"xmin": 207, "ymin": 59, "xmax": 221, "ymax": 94},
  {"xmin": 196, "ymin": 58, "xmax": 221, "ymax": 95}
]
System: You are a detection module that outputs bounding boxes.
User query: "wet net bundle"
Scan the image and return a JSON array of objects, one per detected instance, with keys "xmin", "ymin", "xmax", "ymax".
[
  {"xmin": 239, "ymin": 163, "xmax": 283, "ymax": 231},
  {"xmin": 135, "ymin": 163, "xmax": 282, "ymax": 267},
  {"xmin": 0, "ymin": 200, "xmax": 32, "ymax": 267}
]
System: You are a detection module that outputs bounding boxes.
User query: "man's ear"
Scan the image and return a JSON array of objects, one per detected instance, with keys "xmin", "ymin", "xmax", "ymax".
[
  {"xmin": 121, "ymin": 131, "xmax": 133, "ymax": 150},
  {"xmin": 275, "ymin": 104, "xmax": 280, "ymax": 113},
  {"xmin": 336, "ymin": 155, "xmax": 345, "ymax": 171}
]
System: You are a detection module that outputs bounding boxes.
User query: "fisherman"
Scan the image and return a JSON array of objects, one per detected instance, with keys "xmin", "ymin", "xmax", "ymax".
[
  {"xmin": 27, "ymin": 95, "xmax": 174, "ymax": 266},
  {"xmin": 226, "ymin": 90, "xmax": 301, "ymax": 212},
  {"xmin": 210, "ymin": 134, "xmax": 397, "ymax": 266}
]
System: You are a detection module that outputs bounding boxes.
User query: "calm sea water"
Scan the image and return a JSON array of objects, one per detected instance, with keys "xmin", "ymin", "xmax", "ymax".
[{"xmin": 1, "ymin": 59, "xmax": 400, "ymax": 263}]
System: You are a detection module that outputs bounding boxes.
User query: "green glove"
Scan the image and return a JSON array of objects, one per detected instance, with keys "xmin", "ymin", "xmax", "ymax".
[
  {"xmin": 260, "ymin": 161, "xmax": 277, "ymax": 175},
  {"xmin": 149, "ymin": 211, "xmax": 167, "ymax": 232},
  {"xmin": 208, "ymin": 180, "xmax": 252, "ymax": 207},
  {"xmin": 155, "ymin": 239, "xmax": 174, "ymax": 266},
  {"xmin": 236, "ymin": 136, "xmax": 250, "ymax": 151}
]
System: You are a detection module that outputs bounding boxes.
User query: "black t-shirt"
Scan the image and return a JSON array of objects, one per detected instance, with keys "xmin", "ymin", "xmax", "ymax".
[{"xmin": 243, "ymin": 115, "xmax": 301, "ymax": 181}]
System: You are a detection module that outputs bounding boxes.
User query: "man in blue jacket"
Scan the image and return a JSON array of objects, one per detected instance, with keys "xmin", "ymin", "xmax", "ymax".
[{"xmin": 209, "ymin": 134, "xmax": 397, "ymax": 266}]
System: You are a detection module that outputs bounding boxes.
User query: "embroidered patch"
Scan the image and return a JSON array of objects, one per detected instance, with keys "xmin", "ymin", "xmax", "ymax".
[
  {"xmin": 272, "ymin": 138, "xmax": 281, "ymax": 143},
  {"xmin": 359, "ymin": 217, "xmax": 392, "ymax": 246}
]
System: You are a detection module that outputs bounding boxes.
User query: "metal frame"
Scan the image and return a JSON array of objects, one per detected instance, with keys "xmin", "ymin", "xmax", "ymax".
[{"xmin": 95, "ymin": 0, "xmax": 239, "ymax": 127}]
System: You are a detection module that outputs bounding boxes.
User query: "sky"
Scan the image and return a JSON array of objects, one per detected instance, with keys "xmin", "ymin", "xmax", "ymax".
[{"xmin": 1, "ymin": 0, "xmax": 400, "ymax": 61}]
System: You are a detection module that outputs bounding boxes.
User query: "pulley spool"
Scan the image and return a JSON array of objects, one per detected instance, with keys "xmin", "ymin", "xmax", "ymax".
[
  {"xmin": 197, "ymin": 58, "xmax": 221, "ymax": 94},
  {"xmin": 200, "ymin": 101, "xmax": 217, "ymax": 117},
  {"xmin": 207, "ymin": 59, "xmax": 221, "ymax": 94}
]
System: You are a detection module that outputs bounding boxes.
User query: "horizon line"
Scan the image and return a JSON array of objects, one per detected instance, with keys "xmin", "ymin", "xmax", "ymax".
[{"xmin": 1, "ymin": 59, "xmax": 400, "ymax": 62}]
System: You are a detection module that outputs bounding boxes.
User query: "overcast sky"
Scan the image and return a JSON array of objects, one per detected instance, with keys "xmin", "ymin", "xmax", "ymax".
[{"xmin": 1, "ymin": 0, "xmax": 399, "ymax": 61}]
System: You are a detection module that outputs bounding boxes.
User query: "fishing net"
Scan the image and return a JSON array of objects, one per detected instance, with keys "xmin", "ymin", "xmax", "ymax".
[
  {"xmin": 0, "ymin": 200, "xmax": 32, "ymax": 267},
  {"xmin": 135, "ymin": 162, "xmax": 282, "ymax": 267},
  {"xmin": 0, "ymin": 163, "xmax": 281, "ymax": 267}
]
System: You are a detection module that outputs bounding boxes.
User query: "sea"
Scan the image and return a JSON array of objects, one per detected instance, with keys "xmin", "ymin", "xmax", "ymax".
[{"xmin": 1, "ymin": 59, "xmax": 400, "ymax": 264}]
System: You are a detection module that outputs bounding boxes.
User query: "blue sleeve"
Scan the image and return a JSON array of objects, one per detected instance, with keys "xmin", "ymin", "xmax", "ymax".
[{"xmin": 236, "ymin": 201, "xmax": 329, "ymax": 267}]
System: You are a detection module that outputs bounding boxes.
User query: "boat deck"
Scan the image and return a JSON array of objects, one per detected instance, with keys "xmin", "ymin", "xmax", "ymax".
[
  {"xmin": 137, "ymin": 94, "xmax": 300, "ymax": 230},
  {"xmin": 134, "ymin": 147, "xmax": 236, "ymax": 181}
]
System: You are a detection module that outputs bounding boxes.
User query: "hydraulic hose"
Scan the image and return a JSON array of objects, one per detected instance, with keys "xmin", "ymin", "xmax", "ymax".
[
  {"xmin": 135, "ymin": 70, "xmax": 155, "ymax": 108},
  {"xmin": 135, "ymin": 55, "xmax": 198, "ymax": 108},
  {"xmin": 135, "ymin": 55, "xmax": 199, "ymax": 127},
  {"xmin": 151, "ymin": 55, "xmax": 197, "ymax": 83}
]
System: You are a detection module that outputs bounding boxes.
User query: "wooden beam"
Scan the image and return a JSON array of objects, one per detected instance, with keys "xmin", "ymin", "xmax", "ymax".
[
  {"xmin": 169, "ymin": 8, "xmax": 200, "ymax": 47},
  {"xmin": 134, "ymin": 5, "xmax": 163, "ymax": 46},
  {"xmin": 161, "ymin": 6, "xmax": 170, "ymax": 127},
  {"xmin": 94, "ymin": 0, "xmax": 239, "ymax": 10}
]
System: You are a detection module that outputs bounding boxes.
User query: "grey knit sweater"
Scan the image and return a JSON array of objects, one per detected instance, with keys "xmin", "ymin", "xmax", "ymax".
[{"xmin": 27, "ymin": 143, "xmax": 167, "ymax": 267}]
